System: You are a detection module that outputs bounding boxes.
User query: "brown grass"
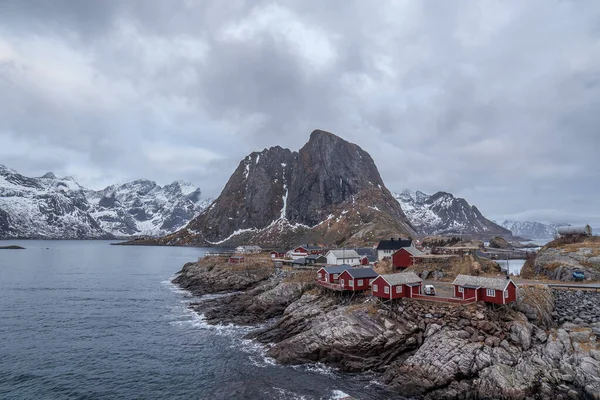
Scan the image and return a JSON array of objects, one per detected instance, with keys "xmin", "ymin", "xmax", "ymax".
[{"xmin": 283, "ymin": 270, "xmax": 315, "ymax": 283}]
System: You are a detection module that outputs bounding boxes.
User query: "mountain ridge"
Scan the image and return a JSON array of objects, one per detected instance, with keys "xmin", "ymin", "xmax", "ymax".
[
  {"xmin": 0, "ymin": 164, "xmax": 210, "ymax": 239},
  {"xmin": 394, "ymin": 189, "xmax": 511, "ymax": 238}
]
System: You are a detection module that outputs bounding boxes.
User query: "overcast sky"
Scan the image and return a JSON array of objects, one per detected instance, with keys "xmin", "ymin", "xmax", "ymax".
[{"xmin": 1, "ymin": 1, "xmax": 599, "ymax": 226}]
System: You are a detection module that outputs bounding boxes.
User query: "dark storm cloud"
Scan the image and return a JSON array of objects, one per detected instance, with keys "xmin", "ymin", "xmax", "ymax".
[{"xmin": 1, "ymin": 1, "xmax": 600, "ymax": 226}]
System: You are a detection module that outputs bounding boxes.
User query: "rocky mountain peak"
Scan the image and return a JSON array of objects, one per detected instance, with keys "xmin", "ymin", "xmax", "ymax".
[
  {"xmin": 156, "ymin": 130, "xmax": 415, "ymax": 246},
  {"xmin": 41, "ymin": 172, "xmax": 57, "ymax": 179}
]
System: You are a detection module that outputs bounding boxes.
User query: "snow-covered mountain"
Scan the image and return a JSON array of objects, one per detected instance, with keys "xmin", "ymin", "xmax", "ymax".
[
  {"xmin": 0, "ymin": 166, "xmax": 107, "ymax": 239},
  {"xmin": 500, "ymin": 220, "xmax": 557, "ymax": 239},
  {"xmin": 0, "ymin": 164, "xmax": 211, "ymax": 239},
  {"xmin": 86, "ymin": 180, "xmax": 212, "ymax": 237},
  {"xmin": 393, "ymin": 189, "xmax": 511, "ymax": 237}
]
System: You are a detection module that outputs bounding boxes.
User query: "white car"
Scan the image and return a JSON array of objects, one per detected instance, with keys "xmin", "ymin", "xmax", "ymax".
[{"xmin": 423, "ymin": 285, "xmax": 436, "ymax": 296}]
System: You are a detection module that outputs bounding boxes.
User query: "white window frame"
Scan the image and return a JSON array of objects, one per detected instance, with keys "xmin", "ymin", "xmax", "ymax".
[
  {"xmin": 458, "ymin": 286, "xmax": 464, "ymax": 293},
  {"xmin": 396, "ymin": 286, "xmax": 402, "ymax": 293},
  {"xmin": 373, "ymin": 284, "xmax": 378, "ymax": 292},
  {"xmin": 504, "ymin": 290, "xmax": 509, "ymax": 298},
  {"xmin": 357, "ymin": 279, "xmax": 363, "ymax": 286},
  {"xmin": 340, "ymin": 279, "xmax": 345, "ymax": 286},
  {"xmin": 349, "ymin": 279, "xmax": 354, "ymax": 287},
  {"xmin": 333, "ymin": 274, "xmax": 338, "ymax": 279},
  {"xmin": 486, "ymin": 288, "xmax": 496, "ymax": 297},
  {"xmin": 384, "ymin": 286, "xmax": 390, "ymax": 294}
]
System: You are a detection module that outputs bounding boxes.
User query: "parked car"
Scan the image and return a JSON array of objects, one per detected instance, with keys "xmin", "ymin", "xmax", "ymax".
[
  {"xmin": 573, "ymin": 271, "xmax": 585, "ymax": 281},
  {"xmin": 423, "ymin": 285, "xmax": 436, "ymax": 296}
]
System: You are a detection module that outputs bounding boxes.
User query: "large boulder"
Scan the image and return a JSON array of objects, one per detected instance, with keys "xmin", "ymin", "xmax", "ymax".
[{"xmin": 489, "ymin": 236, "xmax": 512, "ymax": 249}]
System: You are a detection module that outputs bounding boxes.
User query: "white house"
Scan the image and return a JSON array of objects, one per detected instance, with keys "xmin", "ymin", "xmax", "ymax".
[
  {"xmin": 376, "ymin": 238, "xmax": 413, "ymax": 261},
  {"xmin": 325, "ymin": 249, "xmax": 361, "ymax": 266},
  {"xmin": 235, "ymin": 245, "xmax": 262, "ymax": 253}
]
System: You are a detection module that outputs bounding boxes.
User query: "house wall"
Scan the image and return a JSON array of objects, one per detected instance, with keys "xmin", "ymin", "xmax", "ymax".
[
  {"xmin": 339, "ymin": 271, "xmax": 375, "ymax": 291},
  {"xmin": 360, "ymin": 257, "xmax": 369, "ymax": 266},
  {"xmin": 392, "ymin": 249, "xmax": 414, "ymax": 269},
  {"xmin": 410, "ymin": 284, "xmax": 421, "ymax": 297},
  {"xmin": 326, "ymin": 272, "xmax": 342, "ymax": 283},
  {"xmin": 504, "ymin": 282, "xmax": 517, "ymax": 304},
  {"xmin": 477, "ymin": 287, "xmax": 503, "ymax": 304},
  {"xmin": 377, "ymin": 249, "xmax": 396, "ymax": 261},
  {"xmin": 317, "ymin": 270, "xmax": 326, "ymax": 281}
]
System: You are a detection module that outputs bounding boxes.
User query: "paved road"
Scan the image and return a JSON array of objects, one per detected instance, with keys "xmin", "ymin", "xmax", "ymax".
[
  {"xmin": 513, "ymin": 277, "xmax": 600, "ymax": 288},
  {"xmin": 423, "ymin": 278, "xmax": 600, "ymax": 296}
]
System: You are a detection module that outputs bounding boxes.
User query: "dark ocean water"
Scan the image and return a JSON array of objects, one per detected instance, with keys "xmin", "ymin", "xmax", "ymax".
[{"xmin": 0, "ymin": 240, "xmax": 401, "ymax": 399}]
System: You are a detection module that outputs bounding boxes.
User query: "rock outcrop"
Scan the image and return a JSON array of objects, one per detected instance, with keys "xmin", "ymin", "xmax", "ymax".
[
  {"xmin": 489, "ymin": 236, "xmax": 512, "ymax": 249},
  {"xmin": 149, "ymin": 130, "xmax": 416, "ymax": 247},
  {"xmin": 529, "ymin": 237, "xmax": 600, "ymax": 281}
]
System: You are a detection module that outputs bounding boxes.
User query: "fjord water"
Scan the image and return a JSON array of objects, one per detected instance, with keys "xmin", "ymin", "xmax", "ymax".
[{"xmin": 0, "ymin": 241, "xmax": 398, "ymax": 399}]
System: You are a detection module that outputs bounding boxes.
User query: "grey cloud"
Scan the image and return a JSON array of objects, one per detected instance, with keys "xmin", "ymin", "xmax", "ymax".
[{"xmin": 1, "ymin": 1, "xmax": 600, "ymax": 227}]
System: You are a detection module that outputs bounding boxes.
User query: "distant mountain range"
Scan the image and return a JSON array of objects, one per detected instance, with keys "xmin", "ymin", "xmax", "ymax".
[
  {"xmin": 393, "ymin": 190, "xmax": 511, "ymax": 237},
  {"xmin": 500, "ymin": 220, "xmax": 558, "ymax": 239},
  {"xmin": 0, "ymin": 165, "xmax": 211, "ymax": 239}
]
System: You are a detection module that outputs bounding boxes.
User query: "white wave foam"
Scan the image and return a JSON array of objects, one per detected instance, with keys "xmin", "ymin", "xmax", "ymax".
[
  {"xmin": 238, "ymin": 338, "xmax": 276, "ymax": 368},
  {"xmin": 292, "ymin": 362, "xmax": 338, "ymax": 377},
  {"xmin": 329, "ymin": 390, "xmax": 352, "ymax": 399},
  {"xmin": 271, "ymin": 387, "xmax": 309, "ymax": 400}
]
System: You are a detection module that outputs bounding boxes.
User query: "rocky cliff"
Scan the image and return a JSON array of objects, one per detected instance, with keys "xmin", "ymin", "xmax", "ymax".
[
  {"xmin": 394, "ymin": 189, "xmax": 512, "ymax": 238},
  {"xmin": 153, "ymin": 130, "xmax": 416, "ymax": 247},
  {"xmin": 174, "ymin": 258, "xmax": 600, "ymax": 399}
]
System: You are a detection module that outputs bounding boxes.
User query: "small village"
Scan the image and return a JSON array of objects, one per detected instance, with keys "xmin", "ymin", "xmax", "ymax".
[{"xmin": 223, "ymin": 237, "xmax": 520, "ymax": 306}]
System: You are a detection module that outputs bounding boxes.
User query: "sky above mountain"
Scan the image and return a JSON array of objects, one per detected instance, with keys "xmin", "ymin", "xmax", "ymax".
[{"xmin": 1, "ymin": 1, "xmax": 599, "ymax": 227}]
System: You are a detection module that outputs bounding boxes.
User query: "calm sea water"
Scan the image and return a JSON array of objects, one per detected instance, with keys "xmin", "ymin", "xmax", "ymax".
[{"xmin": 0, "ymin": 240, "xmax": 400, "ymax": 400}]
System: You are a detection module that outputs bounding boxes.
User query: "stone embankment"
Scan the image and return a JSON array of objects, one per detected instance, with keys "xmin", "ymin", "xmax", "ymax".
[{"xmin": 553, "ymin": 289, "xmax": 600, "ymax": 326}]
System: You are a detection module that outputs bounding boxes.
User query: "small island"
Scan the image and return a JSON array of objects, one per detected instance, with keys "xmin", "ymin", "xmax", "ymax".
[{"xmin": 0, "ymin": 245, "xmax": 25, "ymax": 250}]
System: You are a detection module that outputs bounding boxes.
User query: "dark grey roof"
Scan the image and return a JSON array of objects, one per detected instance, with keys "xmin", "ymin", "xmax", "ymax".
[
  {"xmin": 376, "ymin": 239, "xmax": 412, "ymax": 250},
  {"xmin": 452, "ymin": 275, "xmax": 512, "ymax": 291},
  {"xmin": 343, "ymin": 267, "xmax": 378, "ymax": 279},
  {"xmin": 305, "ymin": 254, "xmax": 326, "ymax": 260},
  {"xmin": 297, "ymin": 244, "xmax": 323, "ymax": 251},
  {"xmin": 320, "ymin": 265, "xmax": 350, "ymax": 274},
  {"xmin": 356, "ymin": 248, "xmax": 377, "ymax": 261},
  {"xmin": 292, "ymin": 258, "xmax": 306, "ymax": 264}
]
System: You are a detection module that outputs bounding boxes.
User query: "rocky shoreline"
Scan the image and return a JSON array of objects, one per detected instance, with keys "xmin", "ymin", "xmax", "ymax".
[{"xmin": 175, "ymin": 258, "xmax": 600, "ymax": 399}]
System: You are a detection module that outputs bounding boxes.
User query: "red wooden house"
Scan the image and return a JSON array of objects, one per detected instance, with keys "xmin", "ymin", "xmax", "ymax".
[
  {"xmin": 229, "ymin": 256, "xmax": 245, "ymax": 264},
  {"xmin": 316, "ymin": 265, "xmax": 350, "ymax": 284},
  {"xmin": 270, "ymin": 250, "xmax": 286, "ymax": 258},
  {"xmin": 338, "ymin": 268, "xmax": 378, "ymax": 291},
  {"xmin": 452, "ymin": 275, "xmax": 518, "ymax": 305},
  {"xmin": 372, "ymin": 272, "xmax": 423, "ymax": 300},
  {"xmin": 293, "ymin": 245, "xmax": 324, "ymax": 255},
  {"xmin": 392, "ymin": 247, "xmax": 424, "ymax": 269}
]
